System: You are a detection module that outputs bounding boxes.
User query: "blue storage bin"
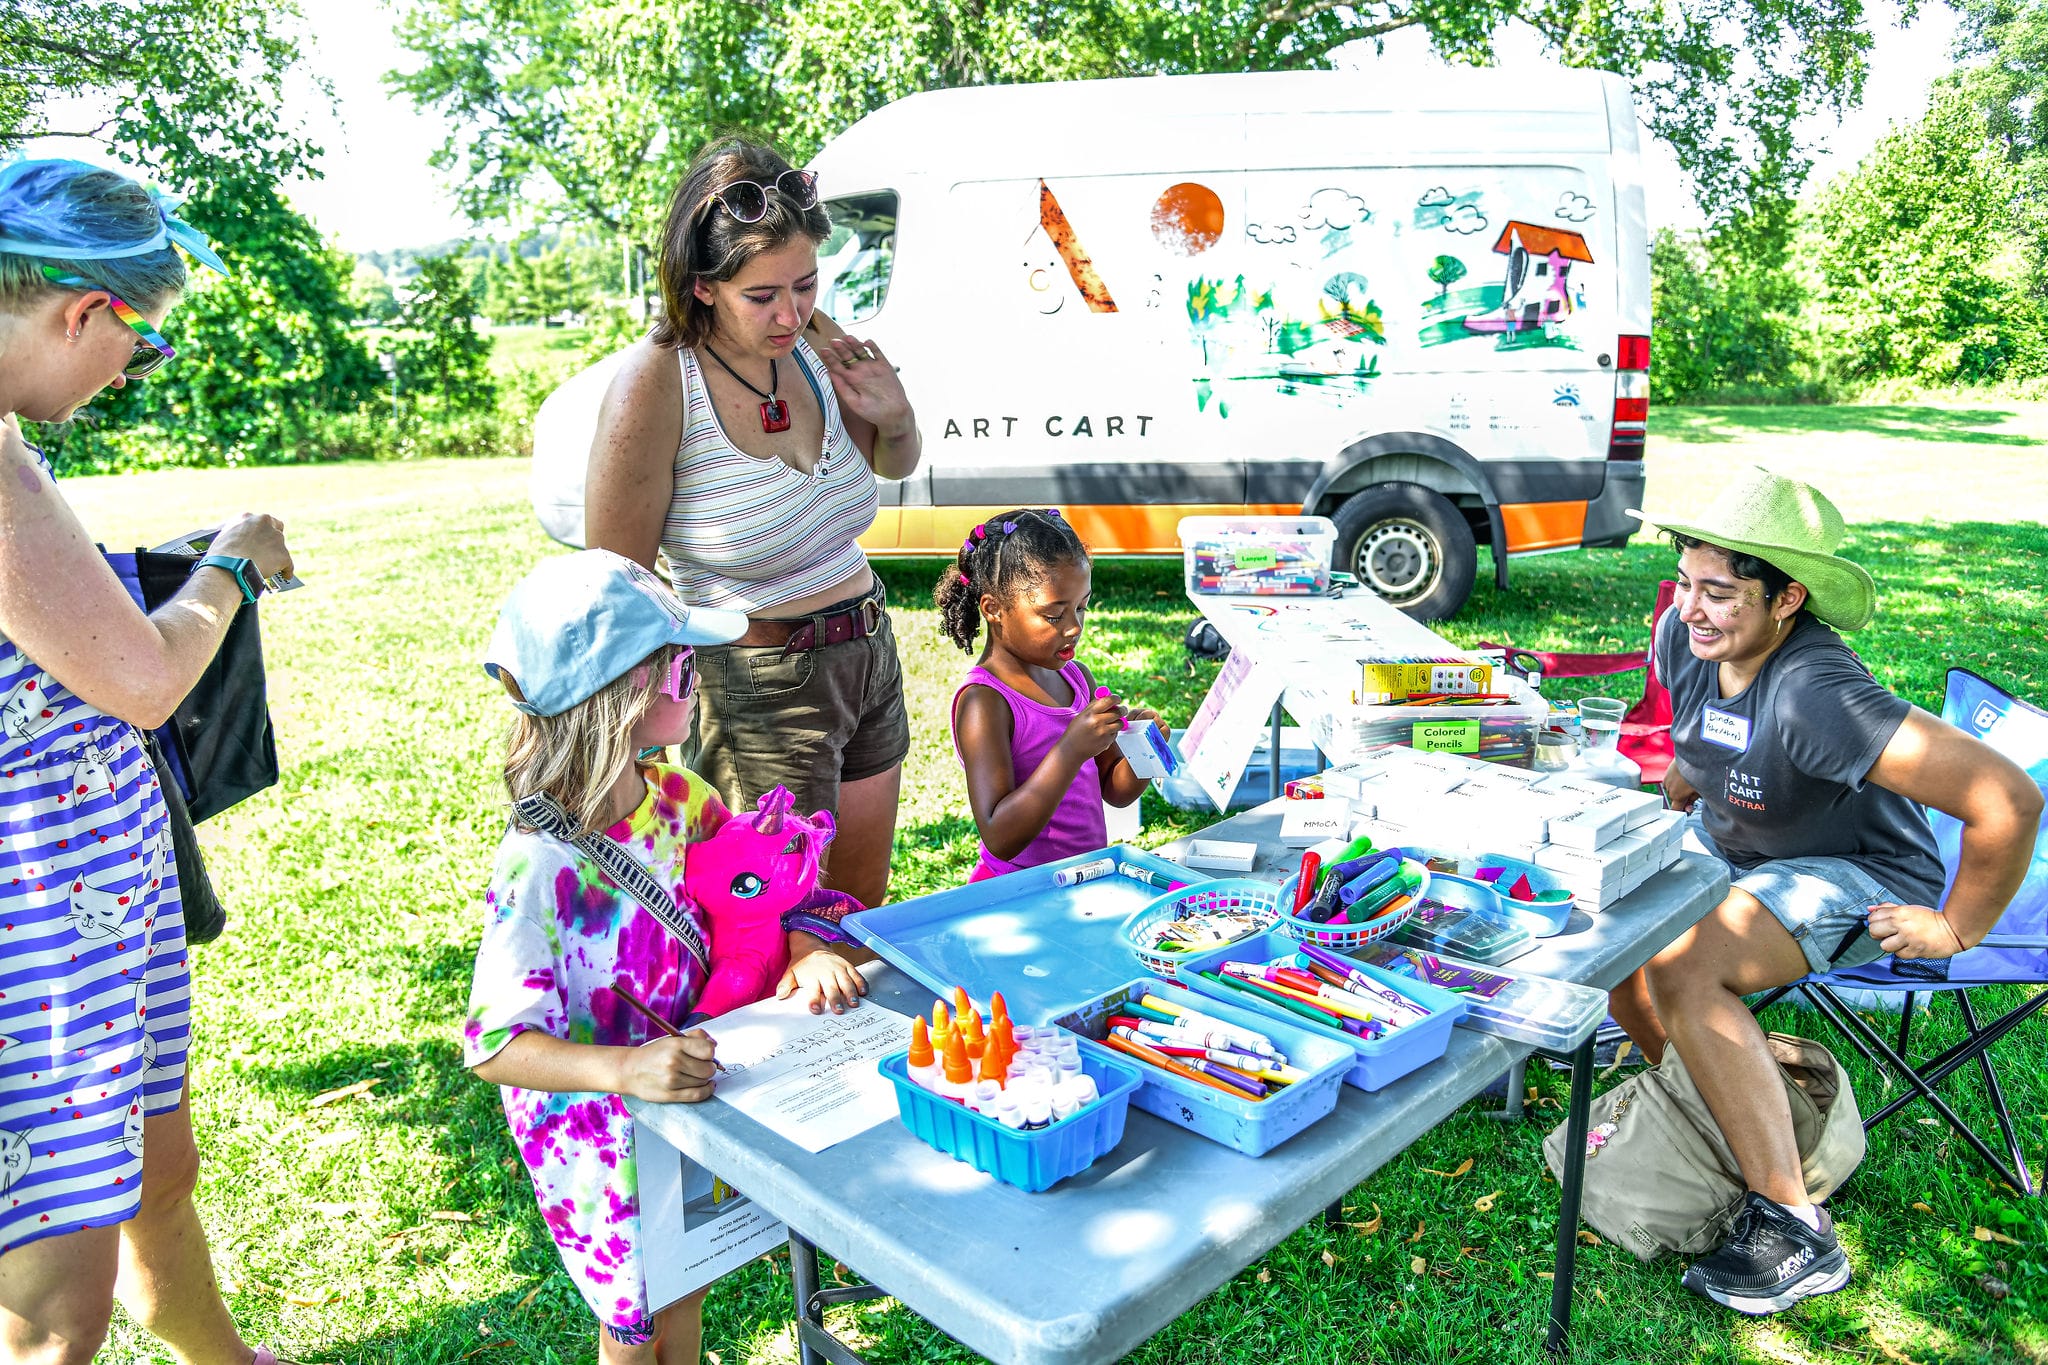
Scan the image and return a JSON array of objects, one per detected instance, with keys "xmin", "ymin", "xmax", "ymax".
[
  {"xmin": 1468, "ymin": 855, "xmax": 1576, "ymax": 935},
  {"xmin": 879, "ymin": 1035, "xmax": 1143, "ymax": 1192},
  {"xmin": 1173, "ymin": 931, "xmax": 1468, "ymax": 1092},
  {"xmin": 1050, "ymin": 977, "xmax": 1351, "ymax": 1156}
]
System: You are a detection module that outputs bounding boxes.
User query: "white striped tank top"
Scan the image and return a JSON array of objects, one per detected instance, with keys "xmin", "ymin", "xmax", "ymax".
[{"xmin": 662, "ymin": 339, "xmax": 879, "ymax": 614}]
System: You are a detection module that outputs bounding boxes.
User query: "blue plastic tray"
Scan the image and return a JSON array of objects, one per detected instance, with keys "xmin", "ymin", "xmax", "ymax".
[
  {"xmin": 1468, "ymin": 855, "xmax": 1576, "ymax": 934},
  {"xmin": 1173, "ymin": 931, "xmax": 1468, "ymax": 1092},
  {"xmin": 1050, "ymin": 977, "xmax": 1351, "ymax": 1156},
  {"xmin": 845, "ymin": 846, "xmax": 1211, "ymax": 1025},
  {"xmin": 879, "ymin": 1036, "xmax": 1144, "ymax": 1192}
]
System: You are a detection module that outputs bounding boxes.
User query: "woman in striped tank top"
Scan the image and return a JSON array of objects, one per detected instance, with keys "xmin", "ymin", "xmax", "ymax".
[
  {"xmin": 587, "ymin": 138, "xmax": 922, "ymax": 923},
  {"xmin": 0, "ymin": 161, "xmax": 296, "ymax": 1364}
]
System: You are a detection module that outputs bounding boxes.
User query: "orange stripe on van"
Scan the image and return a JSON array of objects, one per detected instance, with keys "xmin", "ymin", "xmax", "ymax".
[
  {"xmin": 864, "ymin": 504, "xmax": 1299, "ymax": 556},
  {"xmin": 1498, "ymin": 500, "xmax": 1588, "ymax": 553}
]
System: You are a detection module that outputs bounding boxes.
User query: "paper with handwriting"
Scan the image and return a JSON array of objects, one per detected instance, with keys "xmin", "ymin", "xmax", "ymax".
[{"xmin": 707, "ymin": 997, "xmax": 912, "ymax": 1153}]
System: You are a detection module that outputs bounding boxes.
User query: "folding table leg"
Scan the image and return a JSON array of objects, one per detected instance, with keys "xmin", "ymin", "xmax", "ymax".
[
  {"xmin": 1545, "ymin": 1037, "xmax": 1596, "ymax": 1357},
  {"xmin": 786, "ymin": 1231, "xmax": 887, "ymax": 1365},
  {"xmin": 1488, "ymin": 1057, "xmax": 1528, "ymax": 1123}
]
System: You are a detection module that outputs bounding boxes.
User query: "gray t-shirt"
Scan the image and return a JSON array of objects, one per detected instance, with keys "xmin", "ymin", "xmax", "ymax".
[{"xmin": 1658, "ymin": 606, "xmax": 1944, "ymax": 907}]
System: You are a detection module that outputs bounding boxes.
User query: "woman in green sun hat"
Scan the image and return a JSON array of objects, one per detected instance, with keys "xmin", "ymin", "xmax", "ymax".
[{"xmin": 1606, "ymin": 466, "xmax": 2041, "ymax": 1319}]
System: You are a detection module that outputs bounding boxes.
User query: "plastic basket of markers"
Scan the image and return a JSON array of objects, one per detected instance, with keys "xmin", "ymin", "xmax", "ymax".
[
  {"xmin": 1273, "ymin": 856, "xmax": 1430, "ymax": 951},
  {"xmin": 1119, "ymin": 879, "xmax": 1286, "ymax": 979}
]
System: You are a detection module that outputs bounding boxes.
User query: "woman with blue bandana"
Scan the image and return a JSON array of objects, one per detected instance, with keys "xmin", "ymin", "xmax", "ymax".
[{"xmin": 0, "ymin": 159, "xmax": 295, "ymax": 1365}]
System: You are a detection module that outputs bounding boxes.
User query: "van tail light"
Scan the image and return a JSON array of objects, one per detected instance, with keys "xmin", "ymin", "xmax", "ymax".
[{"xmin": 1608, "ymin": 334, "xmax": 1650, "ymax": 460}]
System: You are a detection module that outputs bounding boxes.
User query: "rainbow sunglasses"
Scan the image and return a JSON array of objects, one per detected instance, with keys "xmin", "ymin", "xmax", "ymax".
[{"xmin": 40, "ymin": 266, "xmax": 177, "ymax": 378}]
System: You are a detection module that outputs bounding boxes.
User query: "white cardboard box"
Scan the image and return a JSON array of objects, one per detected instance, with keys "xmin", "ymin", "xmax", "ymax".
[
  {"xmin": 1583, "ymin": 786, "xmax": 1664, "ymax": 833},
  {"xmin": 1281, "ymin": 798, "xmax": 1354, "ymax": 847},
  {"xmin": 1534, "ymin": 774, "xmax": 1619, "ymax": 804},
  {"xmin": 1547, "ymin": 803, "xmax": 1628, "ymax": 851}
]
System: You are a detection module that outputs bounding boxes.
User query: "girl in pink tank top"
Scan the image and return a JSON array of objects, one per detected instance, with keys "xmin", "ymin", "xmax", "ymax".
[{"xmin": 937, "ymin": 509, "xmax": 1170, "ymax": 880}]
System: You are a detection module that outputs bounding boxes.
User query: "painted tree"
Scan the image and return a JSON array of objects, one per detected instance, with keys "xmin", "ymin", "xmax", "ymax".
[{"xmin": 1428, "ymin": 255, "xmax": 1468, "ymax": 300}]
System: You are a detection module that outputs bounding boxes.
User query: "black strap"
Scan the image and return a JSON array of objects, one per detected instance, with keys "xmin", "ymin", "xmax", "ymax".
[{"xmin": 511, "ymin": 792, "xmax": 710, "ymax": 973}]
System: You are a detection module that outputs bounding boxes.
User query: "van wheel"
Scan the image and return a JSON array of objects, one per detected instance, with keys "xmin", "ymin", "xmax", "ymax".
[{"xmin": 1332, "ymin": 483, "xmax": 1477, "ymax": 621}]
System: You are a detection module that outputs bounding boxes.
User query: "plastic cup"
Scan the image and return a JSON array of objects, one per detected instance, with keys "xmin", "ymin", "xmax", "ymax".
[{"xmin": 1577, "ymin": 697, "xmax": 1627, "ymax": 750}]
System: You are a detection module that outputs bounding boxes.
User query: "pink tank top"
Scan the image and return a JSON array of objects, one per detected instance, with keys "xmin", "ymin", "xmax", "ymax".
[{"xmin": 950, "ymin": 661, "xmax": 1109, "ymax": 880}]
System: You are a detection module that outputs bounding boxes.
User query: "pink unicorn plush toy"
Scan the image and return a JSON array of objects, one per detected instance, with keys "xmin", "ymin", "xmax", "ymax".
[{"xmin": 683, "ymin": 786, "xmax": 857, "ymax": 1020}]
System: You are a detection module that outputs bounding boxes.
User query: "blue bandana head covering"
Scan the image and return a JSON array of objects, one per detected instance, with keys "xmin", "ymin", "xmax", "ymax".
[{"xmin": 0, "ymin": 158, "xmax": 227, "ymax": 276}]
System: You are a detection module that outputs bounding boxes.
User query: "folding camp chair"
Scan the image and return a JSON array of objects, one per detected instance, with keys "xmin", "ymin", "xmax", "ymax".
[
  {"xmin": 1481, "ymin": 579, "xmax": 1677, "ymax": 784},
  {"xmin": 1753, "ymin": 668, "xmax": 2048, "ymax": 1195}
]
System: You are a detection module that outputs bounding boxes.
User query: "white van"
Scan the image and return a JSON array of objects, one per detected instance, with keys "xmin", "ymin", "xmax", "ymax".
[{"xmin": 535, "ymin": 67, "xmax": 1651, "ymax": 619}]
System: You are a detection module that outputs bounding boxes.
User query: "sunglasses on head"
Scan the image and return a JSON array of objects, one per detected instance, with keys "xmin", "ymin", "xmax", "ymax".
[
  {"xmin": 705, "ymin": 170, "xmax": 820, "ymax": 224},
  {"xmin": 41, "ymin": 266, "xmax": 178, "ymax": 378}
]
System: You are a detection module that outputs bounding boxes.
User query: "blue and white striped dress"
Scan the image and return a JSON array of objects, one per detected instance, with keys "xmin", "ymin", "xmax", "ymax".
[{"xmin": 0, "ymin": 637, "xmax": 190, "ymax": 1253}]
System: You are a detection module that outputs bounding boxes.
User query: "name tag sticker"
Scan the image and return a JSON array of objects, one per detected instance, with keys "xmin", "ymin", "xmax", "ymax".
[{"xmin": 1702, "ymin": 707, "xmax": 1751, "ymax": 752}]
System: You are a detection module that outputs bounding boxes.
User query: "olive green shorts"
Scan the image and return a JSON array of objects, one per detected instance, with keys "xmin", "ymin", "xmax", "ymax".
[{"xmin": 688, "ymin": 583, "xmax": 911, "ymax": 819}]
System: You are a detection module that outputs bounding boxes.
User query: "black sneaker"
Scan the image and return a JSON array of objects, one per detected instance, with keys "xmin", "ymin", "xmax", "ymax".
[{"xmin": 1681, "ymin": 1192, "xmax": 1852, "ymax": 1315}]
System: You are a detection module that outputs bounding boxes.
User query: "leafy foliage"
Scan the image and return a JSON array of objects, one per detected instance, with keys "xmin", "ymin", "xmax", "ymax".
[
  {"xmin": 1808, "ymin": 91, "xmax": 2047, "ymax": 388},
  {"xmin": 394, "ymin": 256, "xmax": 498, "ymax": 416},
  {"xmin": 391, "ymin": 0, "xmax": 1884, "ymax": 246}
]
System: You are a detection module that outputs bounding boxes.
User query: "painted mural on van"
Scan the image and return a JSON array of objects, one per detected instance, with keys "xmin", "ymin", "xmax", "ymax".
[{"xmin": 1016, "ymin": 171, "xmax": 1605, "ymax": 421}]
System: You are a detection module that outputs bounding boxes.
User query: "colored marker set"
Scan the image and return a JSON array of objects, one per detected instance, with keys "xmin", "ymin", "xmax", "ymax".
[
  {"xmin": 1172, "ymin": 931, "xmax": 1469, "ymax": 1092},
  {"xmin": 1179, "ymin": 516, "xmax": 1338, "ymax": 598},
  {"xmin": 1286, "ymin": 838, "xmax": 1422, "ymax": 928},
  {"xmin": 1099, "ymin": 991, "xmax": 1310, "ymax": 1103},
  {"xmin": 1196, "ymin": 940, "xmax": 1433, "ymax": 1042}
]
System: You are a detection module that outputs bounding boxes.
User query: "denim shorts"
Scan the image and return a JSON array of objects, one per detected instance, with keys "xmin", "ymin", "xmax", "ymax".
[{"xmin": 1683, "ymin": 811, "xmax": 1895, "ymax": 976}]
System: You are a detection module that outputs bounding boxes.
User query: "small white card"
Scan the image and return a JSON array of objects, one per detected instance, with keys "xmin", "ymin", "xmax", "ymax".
[{"xmin": 1702, "ymin": 707, "xmax": 1751, "ymax": 752}]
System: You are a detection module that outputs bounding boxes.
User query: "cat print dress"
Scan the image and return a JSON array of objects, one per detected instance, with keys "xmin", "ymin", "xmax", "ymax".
[{"xmin": 0, "ymin": 640, "xmax": 190, "ymax": 1255}]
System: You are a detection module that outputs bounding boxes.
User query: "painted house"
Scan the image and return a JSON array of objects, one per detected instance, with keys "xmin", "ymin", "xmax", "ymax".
[{"xmin": 1463, "ymin": 221, "xmax": 1595, "ymax": 333}]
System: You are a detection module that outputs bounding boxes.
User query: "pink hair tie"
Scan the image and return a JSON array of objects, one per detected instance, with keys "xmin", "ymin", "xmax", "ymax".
[{"xmin": 959, "ymin": 572, "xmax": 971, "ymax": 585}]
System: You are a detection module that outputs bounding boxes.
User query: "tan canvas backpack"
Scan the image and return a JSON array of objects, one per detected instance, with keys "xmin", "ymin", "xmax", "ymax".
[{"xmin": 1542, "ymin": 1033, "xmax": 1866, "ymax": 1261}]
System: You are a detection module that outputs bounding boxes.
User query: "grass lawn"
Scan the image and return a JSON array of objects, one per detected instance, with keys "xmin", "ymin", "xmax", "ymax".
[{"xmin": 59, "ymin": 404, "xmax": 2047, "ymax": 1364}]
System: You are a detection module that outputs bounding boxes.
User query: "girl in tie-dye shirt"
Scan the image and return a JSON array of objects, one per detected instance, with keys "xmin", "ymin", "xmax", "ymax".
[{"xmin": 462, "ymin": 550, "xmax": 864, "ymax": 1363}]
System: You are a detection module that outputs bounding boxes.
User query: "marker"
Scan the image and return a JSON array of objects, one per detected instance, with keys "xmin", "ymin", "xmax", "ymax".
[
  {"xmin": 1054, "ymin": 857, "xmax": 1117, "ymax": 887},
  {"xmin": 1117, "ymin": 863, "xmax": 1189, "ymax": 892},
  {"xmin": 1102, "ymin": 1034, "xmax": 1265, "ymax": 1102},
  {"xmin": 1197, "ymin": 969, "xmax": 1340, "ymax": 1028},
  {"xmin": 1137, "ymin": 994, "xmax": 1278, "ymax": 1056},
  {"xmin": 1335, "ymin": 856, "xmax": 1399, "ymax": 905},
  {"xmin": 1093, "ymin": 685, "xmax": 1128, "ymax": 730},
  {"xmin": 1292, "ymin": 852, "xmax": 1321, "ymax": 913}
]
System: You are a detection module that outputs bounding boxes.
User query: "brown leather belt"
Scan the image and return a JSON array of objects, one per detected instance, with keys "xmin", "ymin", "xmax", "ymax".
[{"xmin": 735, "ymin": 593, "xmax": 883, "ymax": 652}]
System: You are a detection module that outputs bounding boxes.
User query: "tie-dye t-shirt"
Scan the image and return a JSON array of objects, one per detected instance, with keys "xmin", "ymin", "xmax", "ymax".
[{"xmin": 463, "ymin": 763, "xmax": 727, "ymax": 1333}]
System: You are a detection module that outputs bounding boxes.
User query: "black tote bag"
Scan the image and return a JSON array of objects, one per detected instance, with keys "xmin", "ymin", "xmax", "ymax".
[{"xmin": 105, "ymin": 548, "xmax": 280, "ymax": 822}]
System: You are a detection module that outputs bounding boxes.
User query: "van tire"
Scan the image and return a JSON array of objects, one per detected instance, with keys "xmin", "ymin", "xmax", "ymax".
[{"xmin": 1332, "ymin": 483, "xmax": 1477, "ymax": 621}]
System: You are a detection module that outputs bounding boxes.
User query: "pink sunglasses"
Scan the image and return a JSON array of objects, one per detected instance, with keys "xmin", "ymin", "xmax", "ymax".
[{"xmin": 636, "ymin": 650, "xmax": 696, "ymax": 702}]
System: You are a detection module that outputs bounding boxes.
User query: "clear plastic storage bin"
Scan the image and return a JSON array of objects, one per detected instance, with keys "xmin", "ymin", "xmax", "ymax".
[
  {"xmin": 1352, "ymin": 944, "xmax": 1609, "ymax": 1052},
  {"xmin": 1313, "ymin": 678, "xmax": 1549, "ymax": 767},
  {"xmin": 1178, "ymin": 515, "xmax": 1337, "ymax": 596}
]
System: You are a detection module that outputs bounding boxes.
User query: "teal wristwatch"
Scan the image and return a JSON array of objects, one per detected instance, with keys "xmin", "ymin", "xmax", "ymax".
[{"xmin": 194, "ymin": 553, "xmax": 262, "ymax": 604}]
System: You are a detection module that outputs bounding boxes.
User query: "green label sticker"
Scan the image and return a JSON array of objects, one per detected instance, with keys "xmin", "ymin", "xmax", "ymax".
[
  {"xmin": 1412, "ymin": 720, "xmax": 1480, "ymax": 753},
  {"xmin": 1233, "ymin": 547, "xmax": 1278, "ymax": 570}
]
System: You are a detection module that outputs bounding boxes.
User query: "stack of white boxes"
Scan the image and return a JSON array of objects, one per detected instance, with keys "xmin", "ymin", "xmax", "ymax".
[{"xmin": 1315, "ymin": 744, "xmax": 1687, "ymax": 910}]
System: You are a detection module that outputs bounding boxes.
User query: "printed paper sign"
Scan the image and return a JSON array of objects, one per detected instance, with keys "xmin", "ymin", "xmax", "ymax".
[
  {"xmin": 639, "ymin": 1128, "xmax": 787, "ymax": 1310},
  {"xmin": 707, "ymin": 997, "xmax": 912, "ymax": 1154},
  {"xmin": 1180, "ymin": 650, "xmax": 1287, "ymax": 812},
  {"xmin": 1412, "ymin": 720, "xmax": 1480, "ymax": 753}
]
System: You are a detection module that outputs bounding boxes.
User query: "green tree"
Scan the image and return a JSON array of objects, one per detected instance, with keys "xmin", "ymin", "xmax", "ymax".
[
  {"xmin": 395, "ymin": 255, "xmax": 497, "ymax": 415},
  {"xmin": 2, "ymin": 0, "xmax": 314, "ymax": 190},
  {"xmin": 392, "ymin": 0, "xmax": 1879, "ymax": 246},
  {"xmin": 1809, "ymin": 90, "xmax": 2046, "ymax": 387},
  {"xmin": 350, "ymin": 262, "xmax": 402, "ymax": 323},
  {"xmin": 1427, "ymin": 255, "xmax": 1467, "ymax": 300},
  {"xmin": 1947, "ymin": 0, "xmax": 2048, "ymax": 309},
  {"xmin": 1648, "ymin": 223, "xmax": 1811, "ymax": 402}
]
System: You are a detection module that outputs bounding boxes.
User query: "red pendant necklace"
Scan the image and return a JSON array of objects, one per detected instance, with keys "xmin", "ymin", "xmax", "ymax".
[{"xmin": 704, "ymin": 343, "xmax": 790, "ymax": 433}]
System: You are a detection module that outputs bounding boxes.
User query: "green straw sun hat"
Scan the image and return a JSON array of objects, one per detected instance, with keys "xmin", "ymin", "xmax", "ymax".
[{"xmin": 1629, "ymin": 465, "xmax": 1876, "ymax": 632}]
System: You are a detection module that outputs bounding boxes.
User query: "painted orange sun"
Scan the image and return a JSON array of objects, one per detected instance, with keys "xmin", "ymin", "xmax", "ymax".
[{"xmin": 1150, "ymin": 182, "xmax": 1224, "ymax": 256}]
